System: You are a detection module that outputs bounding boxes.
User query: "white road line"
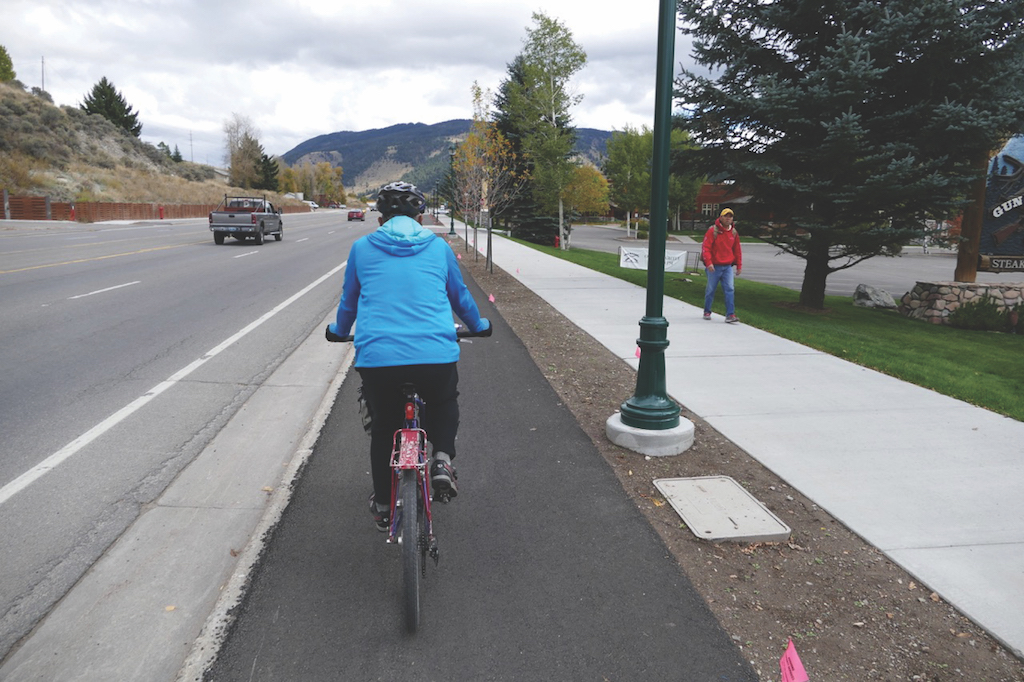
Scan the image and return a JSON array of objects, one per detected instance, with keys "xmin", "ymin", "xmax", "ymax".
[
  {"xmin": 296, "ymin": 238, "xmax": 309, "ymax": 243},
  {"xmin": 0, "ymin": 261, "xmax": 348, "ymax": 507},
  {"xmin": 233, "ymin": 251, "xmax": 257, "ymax": 259},
  {"xmin": 68, "ymin": 281, "xmax": 141, "ymax": 300}
]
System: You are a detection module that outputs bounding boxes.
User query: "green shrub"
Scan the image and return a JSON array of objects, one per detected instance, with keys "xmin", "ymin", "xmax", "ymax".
[{"xmin": 948, "ymin": 296, "xmax": 1014, "ymax": 332}]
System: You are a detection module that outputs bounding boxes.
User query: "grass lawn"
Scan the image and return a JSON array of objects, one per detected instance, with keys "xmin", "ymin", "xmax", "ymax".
[{"xmin": 515, "ymin": 242, "xmax": 1024, "ymax": 422}]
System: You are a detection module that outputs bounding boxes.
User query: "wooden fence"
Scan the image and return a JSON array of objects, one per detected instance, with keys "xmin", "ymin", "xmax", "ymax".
[{"xmin": 1, "ymin": 191, "xmax": 311, "ymax": 222}]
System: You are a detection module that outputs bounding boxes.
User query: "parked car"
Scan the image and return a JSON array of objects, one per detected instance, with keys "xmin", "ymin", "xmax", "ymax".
[{"xmin": 348, "ymin": 209, "xmax": 365, "ymax": 221}]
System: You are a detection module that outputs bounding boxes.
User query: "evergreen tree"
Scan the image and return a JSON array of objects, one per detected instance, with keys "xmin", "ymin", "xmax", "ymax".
[
  {"xmin": 0, "ymin": 45, "xmax": 15, "ymax": 82},
  {"xmin": 675, "ymin": 0, "xmax": 1024, "ymax": 308},
  {"xmin": 516, "ymin": 12, "xmax": 586, "ymax": 249},
  {"xmin": 493, "ymin": 15, "xmax": 587, "ymax": 248},
  {"xmin": 224, "ymin": 114, "xmax": 262, "ymax": 188},
  {"xmin": 171, "ymin": 145, "xmax": 183, "ymax": 162},
  {"xmin": 256, "ymin": 153, "xmax": 280, "ymax": 191},
  {"xmin": 81, "ymin": 77, "xmax": 142, "ymax": 137}
]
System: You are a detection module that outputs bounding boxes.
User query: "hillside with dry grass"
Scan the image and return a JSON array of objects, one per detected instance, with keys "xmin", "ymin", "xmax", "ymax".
[{"xmin": 0, "ymin": 82, "xmax": 286, "ymax": 206}]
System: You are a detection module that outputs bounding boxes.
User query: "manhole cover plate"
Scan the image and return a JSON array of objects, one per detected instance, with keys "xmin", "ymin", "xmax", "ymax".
[{"xmin": 654, "ymin": 476, "xmax": 791, "ymax": 543}]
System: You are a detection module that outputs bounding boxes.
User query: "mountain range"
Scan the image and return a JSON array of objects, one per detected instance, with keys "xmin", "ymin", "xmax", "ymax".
[{"xmin": 281, "ymin": 120, "xmax": 613, "ymax": 196}]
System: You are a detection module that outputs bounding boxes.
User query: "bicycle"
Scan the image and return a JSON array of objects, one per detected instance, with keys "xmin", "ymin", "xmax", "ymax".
[{"xmin": 326, "ymin": 324, "xmax": 491, "ymax": 632}]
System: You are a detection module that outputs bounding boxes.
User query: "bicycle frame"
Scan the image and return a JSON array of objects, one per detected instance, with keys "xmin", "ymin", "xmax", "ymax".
[{"xmin": 386, "ymin": 390, "xmax": 434, "ymax": 549}]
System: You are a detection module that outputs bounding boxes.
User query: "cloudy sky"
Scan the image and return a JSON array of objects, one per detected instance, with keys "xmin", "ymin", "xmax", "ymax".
[{"xmin": 5, "ymin": 0, "xmax": 697, "ymax": 167}]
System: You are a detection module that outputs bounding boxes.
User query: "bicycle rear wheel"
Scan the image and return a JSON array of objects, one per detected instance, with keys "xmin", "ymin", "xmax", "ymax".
[{"xmin": 400, "ymin": 468, "xmax": 421, "ymax": 632}]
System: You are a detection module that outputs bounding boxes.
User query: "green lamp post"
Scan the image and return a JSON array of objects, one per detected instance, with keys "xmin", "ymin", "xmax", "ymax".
[{"xmin": 607, "ymin": 0, "xmax": 693, "ymax": 455}]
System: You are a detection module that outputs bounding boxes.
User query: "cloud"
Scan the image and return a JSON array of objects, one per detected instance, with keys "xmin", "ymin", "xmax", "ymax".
[{"xmin": 6, "ymin": 0, "xmax": 699, "ymax": 166}]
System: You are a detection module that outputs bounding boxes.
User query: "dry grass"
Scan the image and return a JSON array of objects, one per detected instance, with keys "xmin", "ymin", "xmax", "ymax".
[{"xmin": 0, "ymin": 82, "xmax": 304, "ymax": 207}]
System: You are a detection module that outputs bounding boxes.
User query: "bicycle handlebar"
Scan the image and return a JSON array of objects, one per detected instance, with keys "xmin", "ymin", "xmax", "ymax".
[{"xmin": 325, "ymin": 324, "xmax": 492, "ymax": 343}]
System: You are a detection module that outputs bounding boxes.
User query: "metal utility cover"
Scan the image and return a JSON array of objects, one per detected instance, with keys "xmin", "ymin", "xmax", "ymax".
[{"xmin": 654, "ymin": 476, "xmax": 791, "ymax": 543}]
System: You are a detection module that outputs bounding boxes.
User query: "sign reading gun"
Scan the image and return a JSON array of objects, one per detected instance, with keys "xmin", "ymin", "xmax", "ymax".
[{"xmin": 980, "ymin": 152, "xmax": 1024, "ymax": 272}]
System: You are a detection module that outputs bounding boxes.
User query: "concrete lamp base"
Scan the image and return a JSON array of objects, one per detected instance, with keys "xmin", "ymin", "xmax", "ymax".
[{"xmin": 605, "ymin": 412, "xmax": 695, "ymax": 457}]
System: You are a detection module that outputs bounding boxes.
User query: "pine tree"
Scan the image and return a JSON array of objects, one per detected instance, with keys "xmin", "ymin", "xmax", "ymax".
[
  {"xmin": 0, "ymin": 45, "xmax": 15, "ymax": 82},
  {"xmin": 256, "ymin": 153, "xmax": 279, "ymax": 191},
  {"xmin": 81, "ymin": 77, "xmax": 142, "ymax": 137},
  {"xmin": 493, "ymin": 14, "xmax": 587, "ymax": 248},
  {"xmin": 676, "ymin": 0, "xmax": 1024, "ymax": 308}
]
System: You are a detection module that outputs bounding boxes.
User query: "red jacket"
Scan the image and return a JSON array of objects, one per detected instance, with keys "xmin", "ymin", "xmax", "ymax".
[{"xmin": 701, "ymin": 220, "xmax": 742, "ymax": 269}]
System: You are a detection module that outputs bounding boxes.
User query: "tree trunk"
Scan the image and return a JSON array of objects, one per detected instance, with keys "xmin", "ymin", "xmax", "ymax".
[
  {"xmin": 798, "ymin": 235, "xmax": 831, "ymax": 309},
  {"xmin": 558, "ymin": 198, "xmax": 566, "ymax": 250},
  {"xmin": 954, "ymin": 152, "xmax": 990, "ymax": 283}
]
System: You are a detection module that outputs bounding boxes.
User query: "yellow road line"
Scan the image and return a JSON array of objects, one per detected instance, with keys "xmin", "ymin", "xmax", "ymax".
[{"xmin": 0, "ymin": 241, "xmax": 208, "ymax": 275}]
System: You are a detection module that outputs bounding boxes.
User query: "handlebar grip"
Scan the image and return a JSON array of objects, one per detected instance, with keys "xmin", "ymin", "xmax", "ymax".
[
  {"xmin": 325, "ymin": 326, "xmax": 353, "ymax": 343},
  {"xmin": 457, "ymin": 324, "xmax": 492, "ymax": 339}
]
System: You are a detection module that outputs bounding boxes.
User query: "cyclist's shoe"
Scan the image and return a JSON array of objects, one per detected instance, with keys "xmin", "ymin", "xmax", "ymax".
[
  {"xmin": 369, "ymin": 493, "xmax": 389, "ymax": 532},
  {"xmin": 430, "ymin": 457, "xmax": 458, "ymax": 500}
]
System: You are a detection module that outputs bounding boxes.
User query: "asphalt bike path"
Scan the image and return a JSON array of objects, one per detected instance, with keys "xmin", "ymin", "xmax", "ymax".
[{"xmin": 206, "ymin": 268, "xmax": 757, "ymax": 681}]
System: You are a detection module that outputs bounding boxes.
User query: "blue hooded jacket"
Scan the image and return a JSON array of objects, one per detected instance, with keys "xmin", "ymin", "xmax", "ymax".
[{"xmin": 328, "ymin": 215, "xmax": 489, "ymax": 368}]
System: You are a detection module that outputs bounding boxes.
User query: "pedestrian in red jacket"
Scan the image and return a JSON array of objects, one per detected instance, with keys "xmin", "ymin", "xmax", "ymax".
[{"xmin": 701, "ymin": 208, "xmax": 743, "ymax": 323}]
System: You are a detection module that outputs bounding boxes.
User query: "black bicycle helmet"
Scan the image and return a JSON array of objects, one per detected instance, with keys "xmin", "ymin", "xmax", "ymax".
[{"xmin": 376, "ymin": 181, "xmax": 427, "ymax": 217}]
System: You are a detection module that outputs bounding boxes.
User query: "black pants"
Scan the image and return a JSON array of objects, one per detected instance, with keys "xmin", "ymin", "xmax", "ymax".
[{"xmin": 356, "ymin": 363, "xmax": 460, "ymax": 504}]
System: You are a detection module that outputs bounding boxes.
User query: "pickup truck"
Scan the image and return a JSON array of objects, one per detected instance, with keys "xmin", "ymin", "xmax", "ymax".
[{"xmin": 209, "ymin": 195, "xmax": 284, "ymax": 245}]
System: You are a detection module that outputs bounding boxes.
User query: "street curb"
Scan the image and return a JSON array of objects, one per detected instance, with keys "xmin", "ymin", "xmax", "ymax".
[{"xmin": 174, "ymin": 338, "xmax": 355, "ymax": 682}]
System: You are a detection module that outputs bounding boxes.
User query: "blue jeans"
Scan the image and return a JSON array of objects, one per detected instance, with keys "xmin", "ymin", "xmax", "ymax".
[{"xmin": 704, "ymin": 265, "xmax": 736, "ymax": 316}]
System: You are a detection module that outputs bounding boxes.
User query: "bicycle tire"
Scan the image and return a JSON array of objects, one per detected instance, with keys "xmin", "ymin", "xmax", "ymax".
[{"xmin": 400, "ymin": 468, "xmax": 421, "ymax": 632}]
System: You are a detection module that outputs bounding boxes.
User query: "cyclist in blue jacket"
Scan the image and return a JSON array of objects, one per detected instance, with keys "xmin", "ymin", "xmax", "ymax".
[{"xmin": 328, "ymin": 181, "xmax": 491, "ymax": 531}]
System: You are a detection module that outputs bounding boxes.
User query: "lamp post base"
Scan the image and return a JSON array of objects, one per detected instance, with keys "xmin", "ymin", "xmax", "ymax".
[{"xmin": 606, "ymin": 412, "xmax": 694, "ymax": 457}]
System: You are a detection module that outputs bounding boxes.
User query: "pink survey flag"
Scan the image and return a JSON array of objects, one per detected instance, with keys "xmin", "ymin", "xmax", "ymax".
[
  {"xmin": 457, "ymin": 253, "xmax": 462, "ymax": 260},
  {"xmin": 635, "ymin": 346, "xmax": 641, "ymax": 358},
  {"xmin": 780, "ymin": 639, "xmax": 809, "ymax": 682},
  {"xmin": 488, "ymin": 294, "xmax": 495, "ymax": 302}
]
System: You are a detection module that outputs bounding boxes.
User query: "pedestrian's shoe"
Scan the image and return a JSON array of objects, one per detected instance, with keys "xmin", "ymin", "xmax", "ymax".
[
  {"xmin": 725, "ymin": 314, "xmax": 740, "ymax": 324},
  {"xmin": 369, "ymin": 493, "xmax": 389, "ymax": 532},
  {"xmin": 703, "ymin": 311, "xmax": 712, "ymax": 320},
  {"xmin": 430, "ymin": 457, "xmax": 458, "ymax": 500}
]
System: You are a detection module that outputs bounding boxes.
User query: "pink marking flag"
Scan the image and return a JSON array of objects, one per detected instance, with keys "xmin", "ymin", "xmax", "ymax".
[
  {"xmin": 780, "ymin": 639, "xmax": 809, "ymax": 682},
  {"xmin": 457, "ymin": 253, "xmax": 462, "ymax": 260},
  {"xmin": 635, "ymin": 346, "xmax": 641, "ymax": 358},
  {"xmin": 488, "ymin": 294, "xmax": 495, "ymax": 303}
]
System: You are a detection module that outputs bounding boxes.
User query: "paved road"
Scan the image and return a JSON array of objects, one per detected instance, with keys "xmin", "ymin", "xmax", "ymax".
[
  {"xmin": 569, "ymin": 224, "xmax": 1011, "ymax": 299},
  {"xmin": 205, "ymin": 260, "xmax": 759, "ymax": 682},
  {"xmin": 0, "ymin": 213, "xmax": 372, "ymax": 660}
]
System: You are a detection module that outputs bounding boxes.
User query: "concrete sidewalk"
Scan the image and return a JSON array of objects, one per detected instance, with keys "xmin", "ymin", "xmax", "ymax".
[{"xmin": 473, "ymin": 226, "xmax": 1024, "ymax": 658}]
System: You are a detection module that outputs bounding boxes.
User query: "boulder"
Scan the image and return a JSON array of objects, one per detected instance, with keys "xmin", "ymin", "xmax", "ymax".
[{"xmin": 853, "ymin": 284, "xmax": 898, "ymax": 309}]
